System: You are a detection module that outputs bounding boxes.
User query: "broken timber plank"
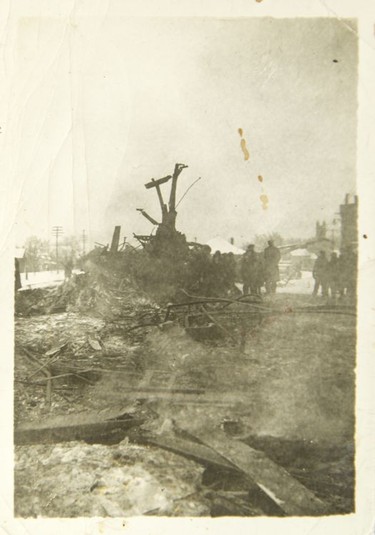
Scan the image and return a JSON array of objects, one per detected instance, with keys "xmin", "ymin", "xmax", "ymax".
[
  {"xmin": 137, "ymin": 432, "xmax": 286, "ymax": 516},
  {"xmin": 145, "ymin": 179, "xmax": 168, "ymax": 217},
  {"xmin": 136, "ymin": 209, "xmax": 160, "ymax": 226},
  {"xmin": 138, "ymin": 433, "xmax": 235, "ymax": 471},
  {"xmin": 110, "ymin": 226, "xmax": 121, "ymax": 253},
  {"xmin": 15, "ymin": 410, "xmax": 143, "ymax": 445},
  {"xmin": 144, "ymin": 175, "xmax": 172, "ymax": 189},
  {"xmin": 187, "ymin": 428, "xmax": 329, "ymax": 516},
  {"xmin": 15, "ymin": 419, "xmax": 142, "ymax": 445},
  {"xmin": 121, "ymin": 386, "xmax": 205, "ymax": 394},
  {"xmin": 118, "ymin": 391, "xmax": 245, "ymax": 406}
]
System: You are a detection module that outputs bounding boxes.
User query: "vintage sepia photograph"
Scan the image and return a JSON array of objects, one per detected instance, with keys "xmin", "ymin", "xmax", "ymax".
[{"xmin": 10, "ymin": 14, "xmax": 361, "ymax": 520}]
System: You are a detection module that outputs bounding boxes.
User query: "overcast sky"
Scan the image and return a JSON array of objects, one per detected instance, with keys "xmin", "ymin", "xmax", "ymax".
[{"xmin": 11, "ymin": 17, "xmax": 358, "ymax": 247}]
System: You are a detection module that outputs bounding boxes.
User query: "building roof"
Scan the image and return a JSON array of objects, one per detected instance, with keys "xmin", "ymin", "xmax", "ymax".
[{"xmin": 206, "ymin": 238, "xmax": 245, "ymax": 255}]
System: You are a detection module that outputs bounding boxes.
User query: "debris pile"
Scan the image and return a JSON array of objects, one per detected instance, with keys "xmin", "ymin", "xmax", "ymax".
[
  {"xmin": 13, "ymin": 165, "xmax": 357, "ymax": 518},
  {"xmin": 15, "ymin": 256, "xmax": 158, "ymax": 320},
  {"xmin": 14, "ymin": 256, "xmax": 163, "ymax": 422},
  {"xmin": 14, "ymin": 295, "xmax": 356, "ymax": 516}
]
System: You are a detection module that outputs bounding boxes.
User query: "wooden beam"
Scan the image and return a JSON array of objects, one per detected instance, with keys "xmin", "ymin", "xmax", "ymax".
[
  {"xmin": 144, "ymin": 175, "xmax": 172, "ymax": 189},
  {"xmin": 168, "ymin": 163, "xmax": 188, "ymax": 213},
  {"xmin": 44, "ymin": 387, "xmax": 241, "ymax": 407},
  {"xmin": 136, "ymin": 432, "xmax": 287, "ymax": 516},
  {"xmin": 136, "ymin": 209, "xmax": 160, "ymax": 226},
  {"xmin": 110, "ymin": 226, "xmax": 121, "ymax": 253},
  {"xmin": 187, "ymin": 428, "xmax": 329, "ymax": 516},
  {"xmin": 155, "ymin": 183, "xmax": 168, "ymax": 217},
  {"xmin": 119, "ymin": 391, "xmax": 244, "ymax": 406},
  {"xmin": 138, "ymin": 433, "xmax": 236, "ymax": 471},
  {"xmin": 15, "ymin": 411, "xmax": 143, "ymax": 445}
]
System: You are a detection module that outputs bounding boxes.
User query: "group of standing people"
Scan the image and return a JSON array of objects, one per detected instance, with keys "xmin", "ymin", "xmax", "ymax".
[
  {"xmin": 186, "ymin": 241, "xmax": 282, "ymax": 297},
  {"xmin": 312, "ymin": 248, "xmax": 357, "ymax": 298},
  {"xmin": 186, "ymin": 245, "xmax": 237, "ymax": 297},
  {"xmin": 241, "ymin": 240, "xmax": 281, "ymax": 296}
]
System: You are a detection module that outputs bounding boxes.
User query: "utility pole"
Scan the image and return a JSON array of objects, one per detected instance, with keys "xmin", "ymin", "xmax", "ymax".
[
  {"xmin": 52, "ymin": 226, "xmax": 63, "ymax": 273},
  {"xmin": 82, "ymin": 229, "xmax": 87, "ymax": 255}
]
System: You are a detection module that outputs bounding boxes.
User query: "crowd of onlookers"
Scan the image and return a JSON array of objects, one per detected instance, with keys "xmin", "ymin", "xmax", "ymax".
[
  {"xmin": 15, "ymin": 239, "xmax": 358, "ymax": 301},
  {"xmin": 185, "ymin": 239, "xmax": 282, "ymax": 297},
  {"xmin": 185, "ymin": 241, "xmax": 357, "ymax": 300}
]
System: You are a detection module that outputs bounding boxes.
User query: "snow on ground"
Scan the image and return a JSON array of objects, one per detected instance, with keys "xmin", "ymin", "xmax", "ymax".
[
  {"xmin": 278, "ymin": 271, "xmax": 314, "ymax": 295},
  {"xmin": 20, "ymin": 270, "xmax": 84, "ymax": 290},
  {"xmin": 235, "ymin": 271, "xmax": 314, "ymax": 296},
  {"xmin": 15, "ymin": 441, "xmax": 208, "ymax": 517},
  {"xmin": 20, "ymin": 269, "xmax": 314, "ymax": 294}
]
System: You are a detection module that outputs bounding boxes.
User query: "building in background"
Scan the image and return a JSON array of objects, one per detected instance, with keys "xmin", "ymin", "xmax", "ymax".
[
  {"xmin": 315, "ymin": 221, "xmax": 327, "ymax": 240},
  {"xmin": 340, "ymin": 194, "xmax": 358, "ymax": 250},
  {"xmin": 205, "ymin": 237, "xmax": 245, "ymax": 256}
]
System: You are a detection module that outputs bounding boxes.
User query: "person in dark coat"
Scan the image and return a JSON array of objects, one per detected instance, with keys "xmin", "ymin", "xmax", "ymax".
[
  {"xmin": 328, "ymin": 252, "xmax": 340, "ymax": 298},
  {"xmin": 346, "ymin": 248, "xmax": 357, "ymax": 298},
  {"xmin": 254, "ymin": 253, "xmax": 265, "ymax": 295},
  {"xmin": 209, "ymin": 250, "xmax": 226, "ymax": 296},
  {"xmin": 186, "ymin": 245, "xmax": 211, "ymax": 294},
  {"xmin": 241, "ymin": 245, "xmax": 262, "ymax": 295},
  {"xmin": 312, "ymin": 250, "xmax": 329, "ymax": 297},
  {"xmin": 222, "ymin": 252, "xmax": 237, "ymax": 295},
  {"xmin": 339, "ymin": 247, "xmax": 357, "ymax": 298},
  {"xmin": 263, "ymin": 240, "xmax": 281, "ymax": 294}
]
